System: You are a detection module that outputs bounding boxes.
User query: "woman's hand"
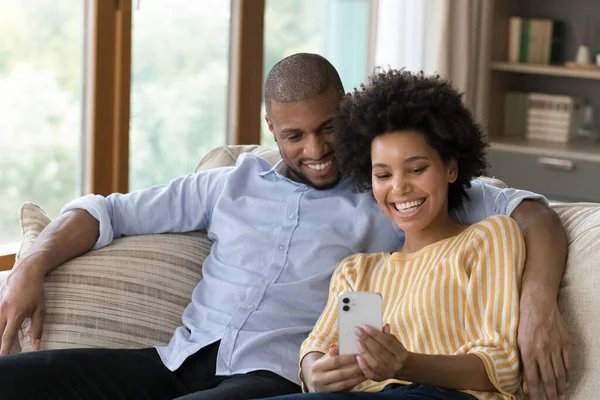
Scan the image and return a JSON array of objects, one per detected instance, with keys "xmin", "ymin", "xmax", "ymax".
[
  {"xmin": 354, "ymin": 324, "xmax": 409, "ymax": 381},
  {"xmin": 303, "ymin": 345, "xmax": 366, "ymax": 392}
]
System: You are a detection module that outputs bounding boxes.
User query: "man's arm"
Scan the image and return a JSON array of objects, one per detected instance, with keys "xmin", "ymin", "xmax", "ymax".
[{"xmin": 511, "ymin": 200, "xmax": 572, "ymax": 400}]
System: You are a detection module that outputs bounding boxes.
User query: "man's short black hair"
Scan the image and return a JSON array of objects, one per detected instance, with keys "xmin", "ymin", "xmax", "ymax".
[
  {"xmin": 264, "ymin": 53, "xmax": 344, "ymax": 114},
  {"xmin": 334, "ymin": 68, "xmax": 488, "ymax": 211}
]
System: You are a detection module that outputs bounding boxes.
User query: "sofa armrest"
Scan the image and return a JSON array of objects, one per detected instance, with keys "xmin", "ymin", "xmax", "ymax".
[
  {"xmin": 17, "ymin": 232, "xmax": 209, "ymax": 353},
  {"xmin": 0, "ymin": 270, "xmax": 10, "ymax": 287}
]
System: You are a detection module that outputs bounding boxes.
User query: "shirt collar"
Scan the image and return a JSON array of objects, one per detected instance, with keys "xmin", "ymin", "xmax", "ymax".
[{"xmin": 258, "ymin": 159, "xmax": 283, "ymax": 176}]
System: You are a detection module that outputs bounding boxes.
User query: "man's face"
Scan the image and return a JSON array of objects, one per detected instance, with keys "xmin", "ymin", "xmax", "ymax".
[{"xmin": 265, "ymin": 89, "xmax": 341, "ymax": 190}]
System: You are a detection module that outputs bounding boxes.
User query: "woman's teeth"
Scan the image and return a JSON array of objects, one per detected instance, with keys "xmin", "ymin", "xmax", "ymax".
[{"xmin": 394, "ymin": 199, "xmax": 425, "ymax": 212}]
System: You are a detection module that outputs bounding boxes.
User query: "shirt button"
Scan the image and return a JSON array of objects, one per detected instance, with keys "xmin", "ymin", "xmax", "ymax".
[
  {"xmin": 246, "ymin": 304, "xmax": 255, "ymax": 310},
  {"xmin": 278, "ymin": 245, "xmax": 285, "ymax": 251},
  {"xmin": 263, "ymin": 279, "xmax": 272, "ymax": 285},
  {"xmin": 288, "ymin": 213, "xmax": 296, "ymax": 220}
]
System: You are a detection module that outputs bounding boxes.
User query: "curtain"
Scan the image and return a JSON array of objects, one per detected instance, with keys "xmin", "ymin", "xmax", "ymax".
[{"xmin": 373, "ymin": 0, "xmax": 494, "ymax": 125}]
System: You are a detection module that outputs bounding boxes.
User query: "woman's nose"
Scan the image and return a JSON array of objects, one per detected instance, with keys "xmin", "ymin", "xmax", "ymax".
[{"xmin": 392, "ymin": 177, "xmax": 409, "ymax": 195}]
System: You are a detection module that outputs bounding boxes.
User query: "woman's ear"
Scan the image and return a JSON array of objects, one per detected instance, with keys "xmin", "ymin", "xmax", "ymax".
[{"xmin": 447, "ymin": 159, "xmax": 458, "ymax": 183}]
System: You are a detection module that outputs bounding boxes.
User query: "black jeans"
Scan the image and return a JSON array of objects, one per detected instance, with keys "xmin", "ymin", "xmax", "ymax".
[{"xmin": 0, "ymin": 341, "xmax": 300, "ymax": 400}]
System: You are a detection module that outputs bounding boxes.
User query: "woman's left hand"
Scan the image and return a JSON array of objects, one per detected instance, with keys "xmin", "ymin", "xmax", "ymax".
[{"xmin": 354, "ymin": 324, "xmax": 409, "ymax": 381}]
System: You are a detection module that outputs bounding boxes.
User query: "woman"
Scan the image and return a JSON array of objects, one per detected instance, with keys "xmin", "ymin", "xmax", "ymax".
[{"xmin": 262, "ymin": 69, "xmax": 525, "ymax": 400}]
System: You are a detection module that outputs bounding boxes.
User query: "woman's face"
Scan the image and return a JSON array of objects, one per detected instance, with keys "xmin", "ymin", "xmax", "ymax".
[{"xmin": 371, "ymin": 130, "xmax": 457, "ymax": 234}]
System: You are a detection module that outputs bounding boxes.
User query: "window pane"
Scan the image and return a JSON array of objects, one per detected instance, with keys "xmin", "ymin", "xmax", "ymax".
[
  {"xmin": 0, "ymin": 1, "xmax": 84, "ymax": 244},
  {"xmin": 262, "ymin": 0, "xmax": 369, "ymax": 145},
  {"xmin": 129, "ymin": 1, "xmax": 231, "ymax": 191}
]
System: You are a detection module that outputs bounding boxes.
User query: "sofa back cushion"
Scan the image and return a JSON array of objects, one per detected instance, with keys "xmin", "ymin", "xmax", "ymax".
[{"xmin": 551, "ymin": 202, "xmax": 600, "ymax": 398}]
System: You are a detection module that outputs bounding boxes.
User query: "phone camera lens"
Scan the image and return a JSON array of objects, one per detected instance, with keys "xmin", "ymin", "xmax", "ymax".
[
  {"xmin": 342, "ymin": 298, "xmax": 350, "ymax": 304},
  {"xmin": 342, "ymin": 305, "xmax": 350, "ymax": 311}
]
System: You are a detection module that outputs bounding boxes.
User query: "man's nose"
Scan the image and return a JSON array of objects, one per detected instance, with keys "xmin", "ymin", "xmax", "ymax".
[{"xmin": 304, "ymin": 134, "xmax": 329, "ymax": 160}]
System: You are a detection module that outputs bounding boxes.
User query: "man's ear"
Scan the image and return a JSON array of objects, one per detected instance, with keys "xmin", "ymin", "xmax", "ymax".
[
  {"xmin": 447, "ymin": 159, "xmax": 458, "ymax": 183},
  {"xmin": 265, "ymin": 115, "xmax": 274, "ymax": 133},
  {"xmin": 265, "ymin": 115, "xmax": 277, "ymax": 142}
]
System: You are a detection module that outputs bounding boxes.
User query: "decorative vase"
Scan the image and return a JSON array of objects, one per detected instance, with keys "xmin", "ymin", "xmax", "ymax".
[{"xmin": 575, "ymin": 44, "xmax": 591, "ymax": 64}]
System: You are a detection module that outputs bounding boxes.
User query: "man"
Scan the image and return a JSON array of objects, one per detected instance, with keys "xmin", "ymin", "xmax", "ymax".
[{"xmin": 0, "ymin": 54, "xmax": 571, "ymax": 400}]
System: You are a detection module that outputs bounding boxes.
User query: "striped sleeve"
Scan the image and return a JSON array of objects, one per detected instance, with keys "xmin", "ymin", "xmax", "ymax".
[
  {"xmin": 459, "ymin": 216, "xmax": 526, "ymax": 397},
  {"xmin": 298, "ymin": 255, "xmax": 361, "ymax": 385}
]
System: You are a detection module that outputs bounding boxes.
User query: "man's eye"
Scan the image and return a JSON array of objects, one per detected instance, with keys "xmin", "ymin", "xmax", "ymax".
[{"xmin": 286, "ymin": 134, "xmax": 301, "ymax": 141}]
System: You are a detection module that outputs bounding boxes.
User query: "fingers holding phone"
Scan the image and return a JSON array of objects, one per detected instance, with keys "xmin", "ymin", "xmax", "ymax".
[
  {"xmin": 304, "ymin": 345, "xmax": 365, "ymax": 392},
  {"xmin": 354, "ymin": 323, "xmax": 409, "ymax": 382}
]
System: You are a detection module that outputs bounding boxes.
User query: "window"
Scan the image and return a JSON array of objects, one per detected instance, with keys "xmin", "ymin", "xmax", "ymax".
[
  {"xmin": 0, "ymin": 1, "xmax": 85, "ymax": 244},
  {"xmin": 261, "ymin": 0, "xmax": 370, "ymax": 145},
  {"xmin": 129, "ymin": 1, "xmax": 231, "ymax": 190}
]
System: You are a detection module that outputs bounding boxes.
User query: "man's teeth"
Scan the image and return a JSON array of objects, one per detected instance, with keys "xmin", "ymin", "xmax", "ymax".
[
  {"xmin": 394, "ymin": 199, "xmax": 425, "ymax": 212},
  {"xmin": 307, "ymin": 160, "xmax": 333, "ymax": 171}
]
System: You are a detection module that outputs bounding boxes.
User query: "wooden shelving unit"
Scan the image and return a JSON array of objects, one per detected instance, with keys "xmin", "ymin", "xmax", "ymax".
[
  {"xmin": 485, "ymin": 0, "xmax": 600, "ymax": 202},
  {"xmin": 489, "ymin": 137, "xmax": 600, "ymax": 163},
  {"xmin": 490, "ymin": 62, "xmax": 600, "ymax": 80}
]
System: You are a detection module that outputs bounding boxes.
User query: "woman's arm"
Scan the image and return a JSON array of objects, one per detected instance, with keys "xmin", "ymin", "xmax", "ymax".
[
  {"xmin": 354, "ymin": 324, "xmax": 493, "ymax": 391},
  {"xmin": 458, "ymin": 216, "xmax": 526, "ymax": 394},
  {"xmin": 400, "ymin": 353, "xmax": 493, "ymax": 391}
]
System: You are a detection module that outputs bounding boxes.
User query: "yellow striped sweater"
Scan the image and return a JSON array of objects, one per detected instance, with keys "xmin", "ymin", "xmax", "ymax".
[{"xmin": 300, "ymin": 215, "xmax": 526, "ymax": 400}]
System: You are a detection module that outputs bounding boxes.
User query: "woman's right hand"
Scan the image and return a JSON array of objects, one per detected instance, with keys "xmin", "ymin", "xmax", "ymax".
[
  {"xmin": 303, "ymin": 344, "xmax": 366, "ymax": 392},
  {"xmin": 0, "ymin": 255, "xmax": 47, "ymax": 356}
]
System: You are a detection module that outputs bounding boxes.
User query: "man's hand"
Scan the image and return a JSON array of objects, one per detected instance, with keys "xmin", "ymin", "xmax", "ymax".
[
  {"xmin": 304, "ymin": 345, "xmax": 365, "ymax": 392},
  {"xmin": 519, "ymin": 293, "xmax": 573, "ymax": 400},
  {"xmin": 354, "ymin": 324, "xmax": 409, "ymax": 381},
  {"xmin": 0, "ymin": 257, "xmax": 47, "ymax": 356}
]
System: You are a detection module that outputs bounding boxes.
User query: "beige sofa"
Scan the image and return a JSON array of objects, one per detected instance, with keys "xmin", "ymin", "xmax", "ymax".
[{"xmin": 1, "ymin": 145, "xmax": 599, "ymax": 398}]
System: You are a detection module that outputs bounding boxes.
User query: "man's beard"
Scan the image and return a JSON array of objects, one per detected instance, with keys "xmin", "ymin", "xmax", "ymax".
[{"xmin": 285, "ymin": 163, "xmax": 341, "ymax": 191}]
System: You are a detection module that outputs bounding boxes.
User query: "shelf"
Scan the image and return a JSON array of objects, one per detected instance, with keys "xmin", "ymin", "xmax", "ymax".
[
  {"xmin": 490, "ymin": 62, "xmax": 600, "ymax": 80},
  {"xmin": 489, "ymin": 137, "xmax": 600, "ymax": 162}
]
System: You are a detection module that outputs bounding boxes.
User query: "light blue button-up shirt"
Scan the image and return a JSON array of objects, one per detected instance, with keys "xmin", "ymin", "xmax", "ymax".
[{"xmin": 61, "ymin": 153, "xmax": 546, "ymax": 385}]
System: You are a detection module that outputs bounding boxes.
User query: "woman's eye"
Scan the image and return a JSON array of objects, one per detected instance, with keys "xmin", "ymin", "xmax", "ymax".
[
  {"xmin": 374, "ymin": 174, "xmax": 390, "ymax": 180},
  {"xmin": 409, "ymin": 167, "xmax": 426, "ymax": 174}
]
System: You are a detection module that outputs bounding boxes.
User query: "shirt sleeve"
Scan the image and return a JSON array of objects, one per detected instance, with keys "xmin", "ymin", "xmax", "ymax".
[
  {"xmin": 298, "ymin": 255, "xmax": 359, "ymax": 391},
  {"xmin": 459, "ymin": 215, "xmax": 526, "ymax": 396},
  {"xmin": 60, "ymin": 166, "xmax": 232, "ymax": 250},
  {"xmin": 453, "ymin": 179, "xmax": 548, "ymax": 225}
]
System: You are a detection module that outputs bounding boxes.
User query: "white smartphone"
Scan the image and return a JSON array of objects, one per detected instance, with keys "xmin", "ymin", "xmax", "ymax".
[{"xmin": 337, "ymin": 291, "xmax": 383, "ymax": 355}]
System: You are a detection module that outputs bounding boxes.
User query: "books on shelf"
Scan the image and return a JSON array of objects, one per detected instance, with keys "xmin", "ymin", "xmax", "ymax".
[
  {"xmin": 507, "ymin": 17, "xmax": 565, "ymax": 64},
  {"xmin": 504, "ymin": 92, "xmax": 584, "ymax": 143}
]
